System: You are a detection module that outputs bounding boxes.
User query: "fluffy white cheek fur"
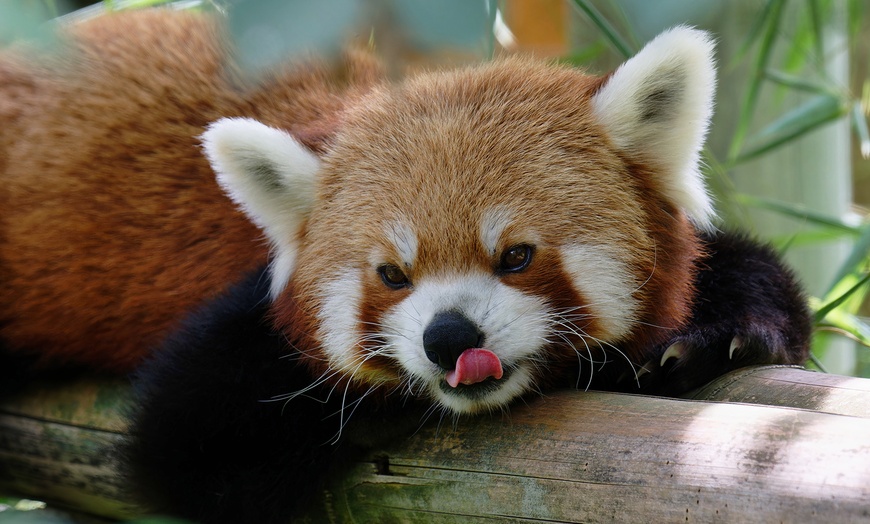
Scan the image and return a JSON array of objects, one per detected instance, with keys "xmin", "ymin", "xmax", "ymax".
[
  {"xmin": 380, "ymin": 274, "xmax": 551, "ymax": 414},
  {"xmin": 558, "ymin": 243, "xmax": 640, "ymax": 340},
  {"xmin": 312, "ymin": 255, "xmax": 635, "ymax": 413},
  {"xmin": 316, "ymin": 269, "xmax": 365, "ymax": 375}
]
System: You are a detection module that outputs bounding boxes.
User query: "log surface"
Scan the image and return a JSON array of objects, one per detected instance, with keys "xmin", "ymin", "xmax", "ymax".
[
  {"xmin": 0, "ymin": 379, "xmax": 133, "ymax": 519},
  {"xmin": 303, "ymin": 385, "xmax": 870, "ymax": 523},
  {"xmin": 1, "ymin": 367, "xmax": 870, "ymax": 523},
  {"xmin": 691, "ymin": 365, "xmax": 870, "ymax": 418}
]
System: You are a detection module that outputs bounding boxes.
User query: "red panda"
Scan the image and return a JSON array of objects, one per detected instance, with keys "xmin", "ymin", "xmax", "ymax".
[{"xmin": 0, "ymin": 9, "xmax": 810, "ymax": 522}]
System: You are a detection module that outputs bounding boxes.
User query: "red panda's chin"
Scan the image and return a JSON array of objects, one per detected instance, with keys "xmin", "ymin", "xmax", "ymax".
[{"xmin": 431, "ymin": 362, "xmax": 535, "ymax": 414}]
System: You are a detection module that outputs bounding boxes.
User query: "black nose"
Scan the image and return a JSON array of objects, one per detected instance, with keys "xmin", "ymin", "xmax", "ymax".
[{"xmin": 423, "ymin": 310, "xmax": 483, "ymax": 371}]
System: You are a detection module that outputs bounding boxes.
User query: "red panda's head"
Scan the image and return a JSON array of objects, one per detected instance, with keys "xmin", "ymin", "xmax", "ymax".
[{"xmin": 203, "ymin": 27, "xmax": 716, "ymax": 414}]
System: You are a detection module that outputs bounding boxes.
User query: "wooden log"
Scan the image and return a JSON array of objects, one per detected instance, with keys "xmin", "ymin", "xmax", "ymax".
[
  {"xmin": 689, "ymin": 365, "xmax": 870, "ymax": 418},
  {"xmin": 301, "ymin": 385, "xmax": 870, "ymax": 523},
  {"xmin": 0, "ymin": 378, "xmax": 134, "ymax": 519},
  {"xmin": 2, "ymin": 368, "xmax": 870, "ymax": 522}
]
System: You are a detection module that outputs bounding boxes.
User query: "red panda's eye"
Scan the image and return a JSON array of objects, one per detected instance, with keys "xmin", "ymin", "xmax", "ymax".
[
  {"xmin": 378, "ymin": 264, "xmax": 410, "ymax": 289},
  {"xmin": 500, "ymin": 244, "xmax": 534, "ymax": 273}
]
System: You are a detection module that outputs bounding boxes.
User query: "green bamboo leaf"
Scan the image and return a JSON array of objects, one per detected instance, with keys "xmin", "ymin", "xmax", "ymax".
[
  {"xmin": 776, "ymin": 232, "xmax": 798, "ymax": 254},
  {"xmin": 814, "ymin": 272, "xmax": 870, "ymax": 323},
  {"xmin": 559, "ymin": 40, "xmax": 609, "ymax": 67},
  {"xmin": 815, "ymin": 310, "xmax": 870, "ymax": 348},
  {"xmin": 851, "ymin": 100, "xmax": 870, "ymax": 159},
  {"xmin": 570, "ymin": 0, "xmax": 634, "ymax": 58},
  {"xmin": 603, "ymin": 0, "xmax": 641, "ymax": 54},
  {"xmin": 734, "ymin": 93, "xmax": 847, "ymax": 164},
  {"xmin": 734, "ymin": 193, "xmax": 863, "ymax": 234},
  {"xmin": 124, "ymin": 0, "xmax": 177, "ymax": 7},
  {"xmin": 825, "ymin": 222, "xmax": 870, "ymax": 294},
  {"xmin": 807, "ymin": 0, "xmax": 826, "ymax": 66},
  {"xmin": 768, "ymin": 228, "xmax": 854, "ymax": 249},
  {"xmin": 728, "ymin": 0, "xmax": 777, "ymax": 68},
  {"xmin": 764, "ymin": 69, "xmax": 831, "ymax": 93},
  {"xmin": 782, "ymin": 3, "xmax": 823, "ymax": 75},
  {"xmin": 728, "ymin": 0, "xmax": 786, "ymax": 161},
  {"xmin": 61, "ymin": 0, "xmax": 211, "ymax": 23},
  {"xmin": 848, "ymin": 0, "xmax": 865, "ymax": 38},
  {"xmin": 807, "ymin": 352, "xmax": 828, "ymax": 373}
]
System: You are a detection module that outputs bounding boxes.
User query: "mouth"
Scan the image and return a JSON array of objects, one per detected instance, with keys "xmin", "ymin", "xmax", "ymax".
[
  {"xmin": 443, "ymin": 348, "xmax": 503, "ymax": 386},
  {"xmin": 437, "ymin": 366, "xmax": 514, "ymax": 399}
]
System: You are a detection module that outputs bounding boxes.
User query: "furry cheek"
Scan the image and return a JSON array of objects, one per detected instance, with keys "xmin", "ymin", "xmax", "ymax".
[
  {"xmin": 305, "ymin": 266, "xmax": 405, "ymax": 388},
  {"xmin": 315, "ymin": 269, "xmax": 366, "ymax": 376},
  {"xmin": 558, "ymin": 243, "xmax": 641, "ymax": 341}
]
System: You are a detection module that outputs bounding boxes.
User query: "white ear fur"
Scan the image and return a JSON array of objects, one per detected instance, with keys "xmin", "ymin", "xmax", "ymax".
[
  {"xmin": 202, "ymin": 117, "xmax": 320, "ymax": 298},
  {"xmin": 591, "ymin": 26, "xmax": 717, "ymax": 231}
]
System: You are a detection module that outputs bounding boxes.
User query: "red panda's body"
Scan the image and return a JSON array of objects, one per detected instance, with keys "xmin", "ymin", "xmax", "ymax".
[
  {"xmin": 0, "ymin": 10, "xmax": 811, "ymax": 522},
  {"xmin": 0, "ymin": 11, "xmax": 380, "ymax": 371}
]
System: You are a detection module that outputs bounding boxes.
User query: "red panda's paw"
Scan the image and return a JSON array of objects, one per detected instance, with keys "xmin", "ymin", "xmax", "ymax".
[
  {"xmin": 632, "ymin": 324, "xmax": 802, "ymax": 397},
  {"xmin": 627, "ymin": 231, "xmax": 813, "ymax": 397}
]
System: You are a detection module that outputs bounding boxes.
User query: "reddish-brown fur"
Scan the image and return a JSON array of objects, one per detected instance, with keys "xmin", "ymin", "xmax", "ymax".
[
  {"xmin": 0, "ymin": 10, "xmax": 383, "ymax": 371},
  {"xmin": 1, "ymin": 9, "xmax": 700, "ymax": 389},
  {"xmin": 276, "ymin": 60, "xmax": 700, "ymax": 384}
]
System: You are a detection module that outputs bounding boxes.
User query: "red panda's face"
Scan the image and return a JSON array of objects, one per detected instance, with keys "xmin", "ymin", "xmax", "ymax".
[
  {"xmin": 204, "ymin": 27, "xmax": 716, "ymax": 415},
  {"xmin": 289, "ymin": 72, "xmax": 655, "ymax": 413}
]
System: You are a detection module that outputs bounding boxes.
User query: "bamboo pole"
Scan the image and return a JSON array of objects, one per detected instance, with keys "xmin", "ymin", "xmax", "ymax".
[
  {"xmin": 690, "ymin": 365, "xmax": 870, "ymax": 418},
  {"xmin": 0, "ymin": 379, "xmax": 134, "ymax": 520},
  {"xmin": 2, "ymin": 368, "xmax": 869, "ymax": 522},
  {"xmin": 299, "ymin": 381, "xmax": 870, "ymax": 523}
]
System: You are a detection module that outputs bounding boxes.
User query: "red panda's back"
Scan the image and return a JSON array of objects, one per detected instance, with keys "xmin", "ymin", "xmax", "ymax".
[{"xmin": 0, "ymin": 9, "xmax": 379, "ymax": 371}]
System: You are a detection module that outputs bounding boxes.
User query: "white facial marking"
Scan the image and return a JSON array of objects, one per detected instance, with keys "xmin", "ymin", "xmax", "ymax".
[
  {"xmin": 480, "ymin": 208, "xmax": 514, "ymax": 257},
  {"xmin": 385, "ymin": 221, "xmax": 418, "ymax": 268},
  {"xmin": 559, "ymin": 243, "xmax": 640, "ymax": 340},
  {"xmin": 380, "ymin": 273, "xmax": 551, "ymax": 414},
  {"xmin": 269, "ymin": 251, "xmax": 296, "ymax": 299},
  {"xmin": 317, "ymin": 269, "xmax": 364, "ymax": 373}
]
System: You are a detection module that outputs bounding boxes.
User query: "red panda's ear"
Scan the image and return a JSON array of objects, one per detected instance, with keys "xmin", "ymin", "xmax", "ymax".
[
  {"xmin": 201, "ymin": 117, "xmax": 320, "ymax": 298},
  {"xmin": 591, "ymin": 26, "xmax": 716, "ymax": 232}
]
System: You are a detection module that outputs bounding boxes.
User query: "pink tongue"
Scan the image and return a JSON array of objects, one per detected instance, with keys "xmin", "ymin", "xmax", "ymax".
[{"xmin": 445, "ymin": 348, "xmax": 503, "ymax": 388}]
